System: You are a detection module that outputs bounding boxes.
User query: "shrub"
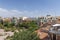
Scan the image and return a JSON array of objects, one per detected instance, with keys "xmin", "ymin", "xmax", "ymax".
[{"xmin": 11, "ymin": 27, "xmax": 40, "ymax": 40}]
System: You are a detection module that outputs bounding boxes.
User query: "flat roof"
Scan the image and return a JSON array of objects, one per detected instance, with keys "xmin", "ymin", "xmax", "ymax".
[{"xmin": 52, "ymin": 24, "xmax": 60, "ymax": 26}]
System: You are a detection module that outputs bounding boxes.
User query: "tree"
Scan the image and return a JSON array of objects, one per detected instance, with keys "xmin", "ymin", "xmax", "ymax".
[
  {"xmin": 11, "ymin": 26, "xmax": 40, "ymax": 40},
  {"xmin": 18, "ymin": 20, "xmax": 38, "ymax": 29}
]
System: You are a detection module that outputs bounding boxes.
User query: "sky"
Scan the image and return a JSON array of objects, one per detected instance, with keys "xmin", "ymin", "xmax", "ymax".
[{"xmin": 0, "ymin": 0, "xmax": 60, "ymax": 17}]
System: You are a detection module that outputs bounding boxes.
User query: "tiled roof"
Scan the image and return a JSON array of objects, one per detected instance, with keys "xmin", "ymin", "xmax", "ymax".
[
  {"xmin": 36, "ymin": 26, "xmax": 51, "ymax": 40},
  {"xmin": 39, "ymin": 32, "xmax": 48, "ymax": 39}
]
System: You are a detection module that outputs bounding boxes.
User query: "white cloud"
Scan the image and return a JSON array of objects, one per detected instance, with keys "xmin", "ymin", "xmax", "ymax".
[
  {"xmin": 0, "ymin": 8, "xmax": 9, "ymax": 13},
  {"xmin": 0, "ymin": 8, "xmax": 42, "ymax": 17},
  {"xmin": 0, "ymin": 8, "xmax": 8, "ymax": 12},
  {"xmin": 0, "ymin": 8, "xmax": 24, "ymax": 17},
  {"xmin": 10, "ymin": 10, "xmax": 23, "ymax": 14}
]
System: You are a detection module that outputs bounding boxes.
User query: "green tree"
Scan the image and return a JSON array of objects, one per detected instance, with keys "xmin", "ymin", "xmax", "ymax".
[
  {"xmin": 18, "ymin": 20, "xmax": 38, "ymax": 29},
  {"xmin": 11, "ymin": 27, "xmax": 40, "ymax": 40}
]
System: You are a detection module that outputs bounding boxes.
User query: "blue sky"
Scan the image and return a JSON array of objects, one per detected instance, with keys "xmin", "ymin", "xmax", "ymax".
[{"xmin": 0, "ymin": 0, "xmax": 60, "ymax": 17}]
